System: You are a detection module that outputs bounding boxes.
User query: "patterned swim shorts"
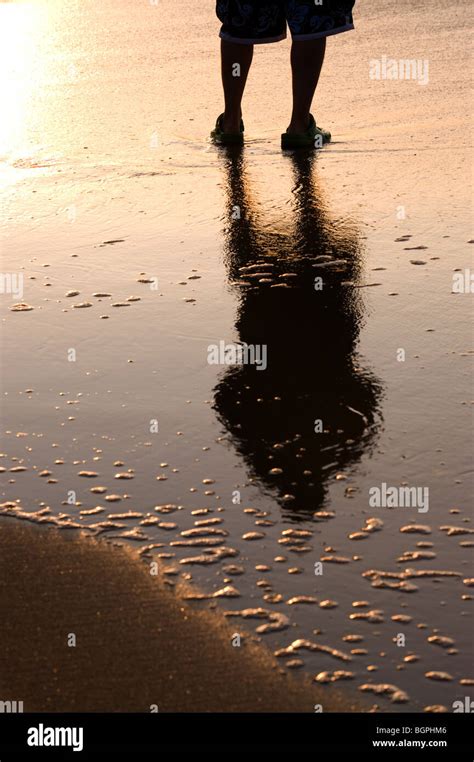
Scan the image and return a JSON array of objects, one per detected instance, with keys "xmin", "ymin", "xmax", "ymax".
[{"xmin": 216, "ymin": 1, "xmax": 356, "ymax": 44}]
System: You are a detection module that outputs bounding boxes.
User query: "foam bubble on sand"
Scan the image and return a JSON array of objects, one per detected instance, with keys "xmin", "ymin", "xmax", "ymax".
[
  {"xmin": 138, "ymin": 544, "xmax": 165, "ymax": 557},
  {"xmin": 425, "ymin": 671, "xmax": 453, "ymax": 681},
  {"xmin": 171, "ymin": 538, "xmax": 224, "ymax": 547},
  {"xmin": 224, "ymin": 607, "xmax": 290, "ymax": 634},
  {"xmin": 222, "ymin": 564, "xmax": 245, "ymax": 575},
  {"xmin": 349, "ymin": 517, "xmax": 384, "ymax": 541},
  {"xmin": 79, "ymin": 507, "xmax": 104, "ymax": 516},
  {"xmin": 110, "ymin": 527, "xmax": 149, "ymax": 541},
  {"xmin": 365, "ymin": 517, "xmax": 384, "ymax": 532},
  {"xmin": 440, "ymin": 525, "xmax": 474, "ymax": 536},
  {"xmin": 350, "ymin": 609, "xmax": 384, "ymax": 623},
  {"xmin": 349, "ymin": 531, "xmax": 369, "ymax": 540},
  {"xmin": 278, "ymin": 537, "xmax": 307, "ymax": 547},
  {"xmin": 391, "ymin": 614, "xmax": 413, "ymax": 623},
  {"xmin": 373, "ymin": 578, "xmax": 419, "ymax": 593},
  {"xmin": 319, "ymin": 600, "xmax": 339, "ymax": 609},
  {"xmin": 184, "ymin": 585, "xmax": 240, "ymax": 600},
  {"xmin": 287, "ymin": 596, "xmax": 318, "ymax": 606},
  {"xmin": 0, "ymin": 502, "xmax": 82, "ymax": 529},
  {"xmin": 10, "ymin": 303, "xmax": 34, "ymax": 311},
  {"xmin": 427, "ymin": 635, "xmax": 455, "ymax": 648},
  {"xmin": 282, "ymin": 528, "xmax": 313, "ymax": 538},
  {"xmin": 286, "ymin": 659, "xmax": 304, "ymax": 669},
  {"xmin": 180, "ymin": 527, "xmax": 228, "ymax": 537},
  {"xmin": 89, "ymin": 520, "xmax": 127, "ymax": 533},
  {"xmin": 313, "ymin": 511, "xmax": 336, "ymax": 520},
  {"xmin": 400, "ymin": 524, "xmax": 432, "ymax": 534},
  {"xmin": 275, "ymin": 639, "xmax": 352, "ymax": 662},
  {"xmin": 397, "ymin": 550, "xmax": 436, "ymax": 562},
  {"xmin": 315, "ymin": 671, "xmax": 355, "ymax": 683},
  {"xmin": 107, "ymin": 511, "xmax": 143, "ymax": 520},
  {"xmin": 264, "ymin": 593, "xmax": 283, "ymax": 603},
  {"xmin": 155, "ymin": 504, "xmax": 179, "ymax": 513},
  {"xmin": 359, "ymin": 684, "xmax": 409, "ymax": 703},
  {"xmin": 194, "ymin": 518, "xmax": 223, "ymax": 526},
  {"xmin": 179, "ymin": 546, "xmax": 239, "ymax": 565},
  {"xmin": 364, "ymin": 569, "xmax": 462, "ymax": 594}
]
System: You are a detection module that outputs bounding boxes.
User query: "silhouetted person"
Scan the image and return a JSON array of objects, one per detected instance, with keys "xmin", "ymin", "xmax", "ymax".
[{"xmin": 212, "ymin": 1, "xmax": 356, "ymax": 147}]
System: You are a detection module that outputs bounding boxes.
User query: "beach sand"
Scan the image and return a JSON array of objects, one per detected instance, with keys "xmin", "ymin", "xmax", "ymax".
[
  {"xmin": 0, "ymin": 0, "xmax": 472, "ymax": 713},
  {"xmin": 0, "ymin": 518, "xmax": 359, "ymax": 712}
]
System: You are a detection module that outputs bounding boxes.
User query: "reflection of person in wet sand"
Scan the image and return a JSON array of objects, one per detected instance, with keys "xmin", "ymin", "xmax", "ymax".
[{"xmin": 213, "ymin": 148, "xmax": 382, "ymax": 516}]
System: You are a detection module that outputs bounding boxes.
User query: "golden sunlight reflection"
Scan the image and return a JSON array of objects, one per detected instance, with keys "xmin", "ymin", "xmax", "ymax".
[{"xmin": 0, "ymin": 2, "xmax": 50, "ymax": 158}]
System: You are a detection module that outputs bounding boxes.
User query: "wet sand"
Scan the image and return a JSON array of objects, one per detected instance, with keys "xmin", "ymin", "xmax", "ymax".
[
  {"xmin": 0, "ymin": 518, "xmax": 358, "ymax": 712},
  {"xmin": 0, "ymin": 0, "xmax": 472, "ymax": 713}
]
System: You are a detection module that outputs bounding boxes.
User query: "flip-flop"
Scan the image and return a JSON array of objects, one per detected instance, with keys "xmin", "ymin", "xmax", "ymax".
[
  {"xmin": 281, "ymin": 114, "xmax": 331, "ymax": 150},
  {"xmin": 211, "ymin": 113, "xmax": 245, "ymax": 146}
]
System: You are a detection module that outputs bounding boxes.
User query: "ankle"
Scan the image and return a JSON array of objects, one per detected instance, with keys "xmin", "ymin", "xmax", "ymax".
[
  {"xmin": 223, "ymin": 111, "xmax": 242, "ymax": 131},
  {"xmin": 288, "ymin": 114, "xmax": 310, "ymax": 133}
]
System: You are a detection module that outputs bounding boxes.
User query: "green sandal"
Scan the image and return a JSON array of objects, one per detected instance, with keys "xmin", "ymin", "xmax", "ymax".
[
  {"xmin": 281, "ymin": 114, "xmax": 331, "ymax": 150},
  {"xmin": 211, "ymin": 113, "xmax": 245, "ymax": 146}
]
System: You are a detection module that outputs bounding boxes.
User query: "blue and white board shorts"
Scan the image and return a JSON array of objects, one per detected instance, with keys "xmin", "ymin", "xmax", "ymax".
[{"xmin": 216, "ymin": 1, "xmax": 356, "ymax": 45}]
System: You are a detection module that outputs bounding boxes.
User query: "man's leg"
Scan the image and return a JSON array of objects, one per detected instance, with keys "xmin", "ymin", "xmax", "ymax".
[
  {"xmin": 288, "ymin": 38, "xmax": 326, "ymax": 133},
  {"xmin": 221, "ymin": 39, "xmax": 254, "ymax": 132}
]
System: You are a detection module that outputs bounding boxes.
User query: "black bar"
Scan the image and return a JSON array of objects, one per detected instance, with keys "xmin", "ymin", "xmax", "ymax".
[{"xmin": 0, "ymin": 712, "xmax": 471, "ymax": 757}]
